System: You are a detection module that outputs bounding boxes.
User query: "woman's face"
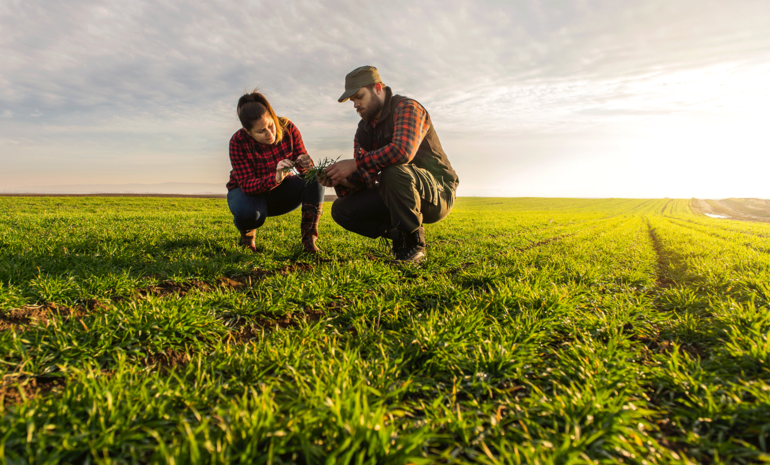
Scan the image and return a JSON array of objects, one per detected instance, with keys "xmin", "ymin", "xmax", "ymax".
[{"xmin": 247, "ymin": 114, "xmax": 276, "ymax": 144}]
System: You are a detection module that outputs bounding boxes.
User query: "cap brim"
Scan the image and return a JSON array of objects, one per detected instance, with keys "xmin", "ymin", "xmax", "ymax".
[{"xmin": 337, "ymin": 88, "xmax": 358, "ymax": 103}]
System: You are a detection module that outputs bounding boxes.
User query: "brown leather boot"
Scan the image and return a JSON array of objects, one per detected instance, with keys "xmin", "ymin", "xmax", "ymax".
[
  {"xmin": 239, "ymin": 229, "xmax": 257, "ymax": 253},
  {"xmin": 300, "ymin": 203, "xmax": 323, "ymax": 254}
]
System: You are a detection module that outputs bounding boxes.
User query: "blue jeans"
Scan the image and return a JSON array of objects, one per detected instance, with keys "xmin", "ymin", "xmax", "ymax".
[{"xmin": 227, "ymin": 176, "xmax": 324, "ymax": 231}]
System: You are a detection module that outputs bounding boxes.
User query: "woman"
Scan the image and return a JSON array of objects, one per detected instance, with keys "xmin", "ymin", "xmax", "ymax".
[{"xmin": 226, "ymin": 91, "xmax": 324, "ymax": 253}]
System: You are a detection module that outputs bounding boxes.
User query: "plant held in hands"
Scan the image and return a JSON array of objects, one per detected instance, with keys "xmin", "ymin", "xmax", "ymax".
[{"xmin": 300, "ymin": 156, "xmax": 340, "ymax": 185}]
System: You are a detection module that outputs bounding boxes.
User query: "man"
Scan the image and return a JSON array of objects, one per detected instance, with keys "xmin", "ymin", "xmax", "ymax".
[{"xmin": 320, "ymin": 65, "xmax": 459, "ymax": 263}]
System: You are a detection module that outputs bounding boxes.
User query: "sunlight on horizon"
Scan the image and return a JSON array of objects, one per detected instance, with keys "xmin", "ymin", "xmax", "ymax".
[{"xmin": 1, "ymin": 1, "xmax": 769, "ymax": 198}]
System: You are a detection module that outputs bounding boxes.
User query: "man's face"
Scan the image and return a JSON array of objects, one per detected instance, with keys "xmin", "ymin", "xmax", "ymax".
[{"xmin": 350, "ymin": 86, "xmax": 383, "ymax": 122}]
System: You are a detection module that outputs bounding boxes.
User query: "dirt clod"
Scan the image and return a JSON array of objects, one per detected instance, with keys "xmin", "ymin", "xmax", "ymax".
[
  {"xmin": 144, "ymin": 349, "xmax": 191, "ymax": 369},
  {"xmin": 1, "ymin": 377, "xmax": 64, "ymax": 406},
  {"xmin": 0, "ymin": 302, "xmax": 104, "ymax": 331}
]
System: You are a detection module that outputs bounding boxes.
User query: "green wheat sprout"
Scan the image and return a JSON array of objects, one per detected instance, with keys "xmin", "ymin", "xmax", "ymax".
[
  {"xmin": 280, "ymin": 156, "xmax": 340, "ymax": 184},
  {"xmin": 300, "ymin": 156, "xmax": 340, "ymax": 185}
]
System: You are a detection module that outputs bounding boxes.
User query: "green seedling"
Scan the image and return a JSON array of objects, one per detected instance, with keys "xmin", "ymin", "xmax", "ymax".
[
  {"xmin": 1, "ymin": 196, "xmax": 769, "ymax": 464},
  {"xmin": 300, "ymin": 156, "xmax": 340, "ymax": 184}
]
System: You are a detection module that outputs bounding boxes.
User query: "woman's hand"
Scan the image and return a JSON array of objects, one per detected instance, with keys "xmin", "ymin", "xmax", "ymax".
[
  {"xmin": 295, "ymin": 154, "xmax": 313, "ymax": 171},
  {"xmin": 276, "ymin": 159, "xmax": 295, "ymax": 183}
]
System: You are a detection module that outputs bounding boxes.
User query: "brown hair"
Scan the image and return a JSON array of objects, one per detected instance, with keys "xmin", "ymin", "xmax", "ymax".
[
  {"xmin": 237, "ymin": 90, "xmax": 287, "ymax": 144},
  {"xmin": 364, "ymin": 83, "xmax": 385, "ymax": 93}
]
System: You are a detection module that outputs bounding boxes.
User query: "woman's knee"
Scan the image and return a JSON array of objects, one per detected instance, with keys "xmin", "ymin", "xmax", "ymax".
[
  {"xmin": 301, "ymin": 179, "xmax": 325, "ymax": 204},
  {"xmin": 232, "ymin": 207, "xmax": 263, "ymax": 222},
  {"xmin": 228, "ymin": 189, "xmax": 267, "ymax": 228},
  {"xmin": 233, "ymin": 209, "xmax": 266, "ymax": 229}
]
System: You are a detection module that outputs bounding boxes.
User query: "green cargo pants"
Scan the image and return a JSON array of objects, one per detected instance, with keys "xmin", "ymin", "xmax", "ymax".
[{"xmin": 331, "ymin": 164, "xmax": 455, "ymax": 238}]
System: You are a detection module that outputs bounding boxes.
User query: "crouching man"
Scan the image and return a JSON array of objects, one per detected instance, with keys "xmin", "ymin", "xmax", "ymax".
[{"xmin": 320, "ymin": 65, "xmax": 459, "ymax": 263}]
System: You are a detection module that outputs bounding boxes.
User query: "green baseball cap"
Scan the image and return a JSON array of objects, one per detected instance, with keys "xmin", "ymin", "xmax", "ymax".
[{"xmin": 338, "ymin": 65, "xmax": 382, "ymax": 102}]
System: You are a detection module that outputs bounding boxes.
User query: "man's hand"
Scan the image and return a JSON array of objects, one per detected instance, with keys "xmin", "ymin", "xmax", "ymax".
[
  {"xmin": 275, "ymin": 159, "xmax": 294, "ymax": 183},
  {"xmin": 324, "ymin": 159, "xmax": 357, "ymax": 183},
  {"xmin": 318, "ymin": 175, "xmax": 338, "ymax": 188},
  {"xmin": 295, "ymin": 154, "xmax": 313, "ymax": 170}
]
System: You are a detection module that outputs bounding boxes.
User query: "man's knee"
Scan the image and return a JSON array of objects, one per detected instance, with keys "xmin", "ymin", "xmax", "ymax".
[
  {"xmin": 378, "ymin": 164, "xmax": 414, "ymax": 191},
  {"xmin": 330, "ymin": 197, "xmax": 349, "ymax": 226}
]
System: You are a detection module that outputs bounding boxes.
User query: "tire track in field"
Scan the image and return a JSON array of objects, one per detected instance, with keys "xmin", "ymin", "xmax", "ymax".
[
  {"xmin": 659, "ymin": 199, "xmax": 674, "ymax": 216},
  {"xmin": 645, "ymin": 220, "xmax": 676, "ymax": 289},
  {"xmin": 641, "ymin": 220, "xmax": 710, "ymax": 359},
  {"xmin": 638, "ymin": 220, "xmax": 712, "ymax": 456}
]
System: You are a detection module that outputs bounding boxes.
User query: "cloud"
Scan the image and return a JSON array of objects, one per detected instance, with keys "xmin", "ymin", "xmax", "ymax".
[{"xmin": 1, "ymin": 0, "xmax": 769, "ymax": 196}]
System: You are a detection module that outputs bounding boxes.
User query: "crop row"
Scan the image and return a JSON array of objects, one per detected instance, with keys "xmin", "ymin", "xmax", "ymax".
[{"xmin": 1, "ymin": 197, "xmax": 768, "ymax": 463}]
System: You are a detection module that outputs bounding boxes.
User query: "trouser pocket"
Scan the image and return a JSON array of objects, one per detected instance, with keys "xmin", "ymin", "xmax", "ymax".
[{"xmin": 410, "ymin": 165, "xmax": 440, "ymax": 206}]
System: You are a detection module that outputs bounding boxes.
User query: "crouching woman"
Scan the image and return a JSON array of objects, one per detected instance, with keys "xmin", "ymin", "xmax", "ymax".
[{"xmin": 226, "ymin": 91, "xmax": 324, "ymax": 253}]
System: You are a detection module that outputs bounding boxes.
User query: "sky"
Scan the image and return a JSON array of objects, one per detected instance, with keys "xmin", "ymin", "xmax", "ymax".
[{"xmin": 1, "ymin": 0, "xmax": 769, "ymax": 198}]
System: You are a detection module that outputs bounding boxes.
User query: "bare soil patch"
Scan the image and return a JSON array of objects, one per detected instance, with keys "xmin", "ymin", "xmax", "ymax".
[
  {"xmin": 136, "ymin": 263, "xmax": 317, "ymax": 298},
  {"xmin": 692, "ymin": 198, "xmax": 770, "ymax": 223},
  {"xmin": 1, "ymin": 377, "xmax": 64, "ymax": 406},
  {"xmin": 143, "ymin": 349, "xmax": 191, "ymax": 370},
  {"xmin": 0, "ymin": 300, "xmax": 108, "ymax": 331}
]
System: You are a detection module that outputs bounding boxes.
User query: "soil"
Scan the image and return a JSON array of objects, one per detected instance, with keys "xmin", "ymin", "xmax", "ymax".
[
  {"xmin": 143, "ymin": 349, "xmax": 191, "ymax": 370},
  {"xmin": 646, "ymin": 224, "xmax": 676, "ymax": 289},
  {"xmin": 135, "ymin": 263, "xmax": 317, "ymax": 298},
  {"xmin": 0, "ymin": 300, "xmax": 107, "ymax": 331},
  {"xmin": 1, "ymin": 376, "xmax": 64, "ymax": 406},
  {"xmin": 691, "ymin": 198, "xmax": 770, "ymax": 223}
]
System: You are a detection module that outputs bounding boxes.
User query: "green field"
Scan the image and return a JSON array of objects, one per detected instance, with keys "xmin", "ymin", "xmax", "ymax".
[{"xmin": 1, "ymin": 197, "xmax": 769, "ymax": 464}]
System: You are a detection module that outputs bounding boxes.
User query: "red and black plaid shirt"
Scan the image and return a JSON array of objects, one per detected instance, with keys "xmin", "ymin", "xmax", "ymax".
[
  {"xmin": 226, "ymin": 119, "xmax": 313, "ymax": 195},
  {"xmin": 335, "ymin": 100, "xmax": 430, "ymax": 197}
]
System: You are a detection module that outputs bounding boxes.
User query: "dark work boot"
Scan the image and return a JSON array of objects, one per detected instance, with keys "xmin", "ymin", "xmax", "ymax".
[
  {"xmin": 384, "ymin": 227, "xmax": 408, "ymax": 259},
  {"xmin": 396, "ymin": 226, "xmax": 426, "ymax": 263},
  {"xmin": 239, "ymin": 229, "xmax": 257, "ymax": 253}
]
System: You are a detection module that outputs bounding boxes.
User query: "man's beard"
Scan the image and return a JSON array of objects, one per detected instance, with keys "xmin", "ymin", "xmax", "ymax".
[{"xmin": 359, "ymin": 99, "xmax": 384, "ymax": 122}]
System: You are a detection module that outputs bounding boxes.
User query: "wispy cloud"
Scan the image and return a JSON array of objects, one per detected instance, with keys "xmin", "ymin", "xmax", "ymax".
[{"xmin": 1, "ymin": 0, "xmax": 769, "ymax": 196}]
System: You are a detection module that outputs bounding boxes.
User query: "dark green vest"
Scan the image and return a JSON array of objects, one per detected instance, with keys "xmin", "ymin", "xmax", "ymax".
[{"xmin": 355, "ymin": 88, "xmax": 459, "ymax": 191}]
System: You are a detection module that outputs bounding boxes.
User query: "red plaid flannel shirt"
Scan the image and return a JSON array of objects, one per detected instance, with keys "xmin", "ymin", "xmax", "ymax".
[
  {"xmin": 226, "ymin": 120, "xmax": 313, "ymax": 195},
  {"xmin": 335, "ymin": 99, "xmax": 430, "ymax": 197}
]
